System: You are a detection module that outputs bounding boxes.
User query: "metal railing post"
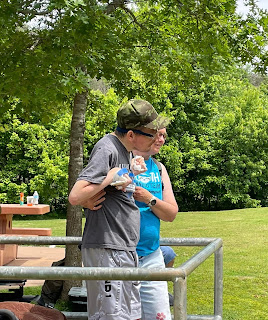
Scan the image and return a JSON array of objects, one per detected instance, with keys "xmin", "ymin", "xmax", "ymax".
[
  {"xmin": 214, "ymin": 246, "xmax": 223, "ymax": 318},
  {"xmin": 173, "ymin": 276, "xmax": 187, "ymax": 320}
]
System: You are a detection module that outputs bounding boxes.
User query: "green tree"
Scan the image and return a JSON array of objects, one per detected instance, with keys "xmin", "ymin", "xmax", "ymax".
[
  {"xmin": 158, "ymin": 70, "xmax": 268, "ymax": 211},
  {"xmin": 1, "ymin": 1, "xmax": 139, "ymax": 297},
  {"xmin": 0, "ymin": 108, "xmax": 70, "ymax": 208},
  {"xmin": 209, "ymin": 73, "xmax": 268, "ymax": 209}
]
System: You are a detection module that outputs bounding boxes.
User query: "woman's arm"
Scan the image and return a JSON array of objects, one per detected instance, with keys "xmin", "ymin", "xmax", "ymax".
[
  {"xmin": 133, "ymin": 163, "xmax": 178, "ymax": 222},
  {"xmin": 81, "ymin": 190, "xmax": 106, "ymax": 210}
]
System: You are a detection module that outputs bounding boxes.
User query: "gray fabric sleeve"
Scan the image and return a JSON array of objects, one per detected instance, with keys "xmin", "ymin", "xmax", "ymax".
[{"xmin": 78, "ymin": 146, "xmax": 116, "ymax": 184}]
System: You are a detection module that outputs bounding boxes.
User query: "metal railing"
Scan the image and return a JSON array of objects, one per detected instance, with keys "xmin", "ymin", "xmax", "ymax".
[{"xmin": 0, "ymin": 236, "xmax": 223, "ymax": 320}]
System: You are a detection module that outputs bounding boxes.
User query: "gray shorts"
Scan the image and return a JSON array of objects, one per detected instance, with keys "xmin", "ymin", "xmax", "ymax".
[{"xmin": 82, "ymin": 248, "xmax": 141, "ymax": 320}]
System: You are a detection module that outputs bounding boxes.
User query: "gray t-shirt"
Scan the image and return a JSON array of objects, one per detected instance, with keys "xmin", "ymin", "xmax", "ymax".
[{"xmin": 77, "ymin": 134, "xmax": 140, "ymax": 251}]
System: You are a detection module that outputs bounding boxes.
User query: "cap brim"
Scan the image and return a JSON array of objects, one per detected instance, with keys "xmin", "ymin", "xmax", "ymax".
[{"xmin": 143, "ymin": 115, "xmax": 170, "ymax": 130}]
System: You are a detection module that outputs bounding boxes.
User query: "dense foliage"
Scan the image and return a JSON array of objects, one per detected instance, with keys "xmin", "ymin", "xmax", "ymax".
[
  {"xmin": 0, "ymin": 1, "xmax": 267, "ymax": 211},
  {"xmin": 1, "ymin": 73, "xmax": 267, "ymax": 211},
  {"xmin": 159, "ymin": 72, "xmax": 268, "ymax": 210}
]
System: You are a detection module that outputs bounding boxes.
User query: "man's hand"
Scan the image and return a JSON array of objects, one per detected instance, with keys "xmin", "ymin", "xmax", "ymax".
[
  {"xmin": 110, "ymin": 168, "xmax": 133, "ymax": 192},
  {"xmin": 114, "ymin": 175, "xmax": 133, "ymax": 192},
  {"xmin": 131, "ymin": 156, "xmax": 147, "ymax": 175},
  {"xmin": 81, "ymin": 190, "xmax": 106, "ymax": 210}
]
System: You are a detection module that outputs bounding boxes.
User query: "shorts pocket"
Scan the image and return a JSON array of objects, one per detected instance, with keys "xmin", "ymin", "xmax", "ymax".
[
  {"xmin": 99, "ymin": 250, "xmax": 122, "ymax": 314},
  {"xmin": 100, "ymin": 279, "xmax": 122, "ymax": 314}
]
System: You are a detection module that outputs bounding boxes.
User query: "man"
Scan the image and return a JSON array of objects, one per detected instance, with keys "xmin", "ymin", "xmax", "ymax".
[
  {"xmin": 69, "ymin": 99, "xmax": 169, "ymax": 320},
  {"xmin": 87, "ymin": 128, "xmax": 178, "ymax": 319}
]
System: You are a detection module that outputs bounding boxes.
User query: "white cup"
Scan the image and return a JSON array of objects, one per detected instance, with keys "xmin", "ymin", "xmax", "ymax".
[{"xmin": 27, "ymin": 196, "xmax": 34, "ymax": 206}]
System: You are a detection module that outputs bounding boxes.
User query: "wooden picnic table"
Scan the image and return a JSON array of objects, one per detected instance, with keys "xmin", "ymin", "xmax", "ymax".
[{"xmin": 0, "ymin": 204, "xmax": 51, "ymax": 265}]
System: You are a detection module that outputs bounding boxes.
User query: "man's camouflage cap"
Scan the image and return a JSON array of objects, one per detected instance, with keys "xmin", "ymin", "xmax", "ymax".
[{"xmin": 117, "ymin": 99, "xmax": 170, "ymax": 130}]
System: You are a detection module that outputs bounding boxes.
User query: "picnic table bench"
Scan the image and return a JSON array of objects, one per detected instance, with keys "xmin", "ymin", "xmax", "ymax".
[
  {"xmin": 0, "ymin": 204, "xmax": 51, "ymax": 265},
  {"xmin": 0, "ymin": 279, "xmax": 26, "ymax": 301}
]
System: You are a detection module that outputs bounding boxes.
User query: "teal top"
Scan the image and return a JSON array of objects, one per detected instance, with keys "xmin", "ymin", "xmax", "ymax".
[{"xmin": 135, "ymin": 157, "xmax": 162, "ymax": 256}]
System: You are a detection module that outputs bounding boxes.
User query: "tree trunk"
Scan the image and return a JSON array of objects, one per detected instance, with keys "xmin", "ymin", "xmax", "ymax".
[{"xmin": 60, "ymin": 89, "xmax": 87, "ymax": 300}]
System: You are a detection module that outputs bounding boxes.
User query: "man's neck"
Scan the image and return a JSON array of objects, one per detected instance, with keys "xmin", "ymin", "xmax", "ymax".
[{"xmin": 111, "ymin": 132, "xmax": 132, "ymax": 152}]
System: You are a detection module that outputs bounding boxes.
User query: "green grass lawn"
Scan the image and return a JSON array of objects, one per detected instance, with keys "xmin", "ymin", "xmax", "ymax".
[
  {"xmin": 161, "ymin": 207, "xmax": 268, "ymax": 320},
  {"xmin": 13, "ymin": 207, "xmax": 268, "ymax": 319}
]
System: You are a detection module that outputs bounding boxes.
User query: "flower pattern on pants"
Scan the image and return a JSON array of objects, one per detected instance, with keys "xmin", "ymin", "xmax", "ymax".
[{"xmin": 156, "ymin": 312, "xmax": 166, "ymax": 320}]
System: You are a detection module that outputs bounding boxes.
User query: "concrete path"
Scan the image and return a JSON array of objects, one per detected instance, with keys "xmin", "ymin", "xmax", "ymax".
[{"xmin": 5, "ymin": 246, "xmax": 65, "ymax": 287}]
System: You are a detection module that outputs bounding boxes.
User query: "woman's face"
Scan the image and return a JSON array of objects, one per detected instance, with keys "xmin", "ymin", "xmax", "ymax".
[{"xmin": 150, "ymin": 128, "xmax": 167, "ymax": 156}]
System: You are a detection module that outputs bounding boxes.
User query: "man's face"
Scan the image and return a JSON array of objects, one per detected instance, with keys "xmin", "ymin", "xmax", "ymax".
[
  {"xmin": 132, "ymin": 127, "xmax": 157, "ymax": 152},
  {"xmin": 150, "ymin": 128, "xmax": 167, "ymax": 156}
]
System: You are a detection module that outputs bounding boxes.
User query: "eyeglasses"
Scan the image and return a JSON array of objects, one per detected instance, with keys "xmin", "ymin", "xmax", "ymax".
[
  {"xmin": 132, "ymin": 129, "xmax": 156, "ymax": 139},
  {"xmin": 157, "ymin": 132, "xmax": 167, "ymax": 140},
  {"xmin": 116, "ymin": 126, "xmax": 156, "ymax": 138}
]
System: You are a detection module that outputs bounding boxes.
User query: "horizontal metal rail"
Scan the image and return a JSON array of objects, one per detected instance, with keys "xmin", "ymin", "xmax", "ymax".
[
  {"xmin": 61, "ymin": 312, "xmax": 223, "ymax": 320},
  {"xmin": 0, "ymin": 236, "xmax": 82, "ymax": 245},
  {"xmin": 0, "ymin": 236, "xmax": 223, "ymax": 320},
  {"xmin": 187, "ymin": 316, "xmax": 222, "ymax": 320},
  {"xmin": 0, "ymin": 236, "xmax": 217, "ymax": 246},
  {"xmin": 0, "ymin": 265, "xmax": 185, "ymax": 281}
]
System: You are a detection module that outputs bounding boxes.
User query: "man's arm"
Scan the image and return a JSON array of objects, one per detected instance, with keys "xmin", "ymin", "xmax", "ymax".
[{"xmin": 69, "ymin": 167, "xmax": 129, "ymax": 206}]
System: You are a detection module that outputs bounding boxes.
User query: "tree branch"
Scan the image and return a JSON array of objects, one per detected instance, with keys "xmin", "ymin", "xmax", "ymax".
[
  {"xmin": 105, "ymin": 0, "xmax": 142, "ymax": 28},
  {"xmin": 121, "ymin": 5, "xmax": 142, "ymax": 28},
  {"xmin": 105, "ymin": 0, "xmax": 127, "ymax": 14}
]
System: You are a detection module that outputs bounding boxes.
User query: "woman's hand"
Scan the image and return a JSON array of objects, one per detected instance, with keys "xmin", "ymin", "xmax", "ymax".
[
  {"xmin": 133, "ymin": 186, "xmax": 152, "ymax": 204},
  {"xmin": 81, "ymin": 190, "xmax": 106, "ymax": 210}
]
